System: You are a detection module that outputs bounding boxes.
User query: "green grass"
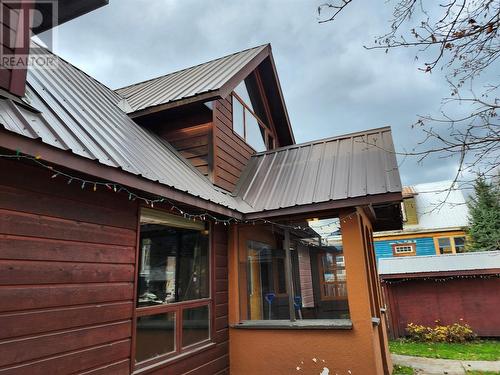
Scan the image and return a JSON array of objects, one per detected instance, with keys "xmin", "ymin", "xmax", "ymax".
[
  {"xmin": 389, "ymin": 340, "xmax": 500, "ymax": 361},
  {"xmin": 393, "ymin": 365, "xmax": 415, "ymax": 375}
]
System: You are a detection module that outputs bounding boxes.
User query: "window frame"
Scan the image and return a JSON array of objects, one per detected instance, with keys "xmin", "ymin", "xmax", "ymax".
[
  {"xmin": 434, "ymin": 235, "xmax": 467, "ymax": 255},
  {"xmin": 131, "ymin": 207, "xmax": 214, "ymax": 372},
  {"xmin": 231, "ymin": 91, "xmax": 275, "ymax": 152},
  {"xmin": 391, "ymin": 243, "xmax": 416, "ymax": 257},
  {"xmin": 317, "ymin": 251, "xmax": 348, "ymax": 301}
]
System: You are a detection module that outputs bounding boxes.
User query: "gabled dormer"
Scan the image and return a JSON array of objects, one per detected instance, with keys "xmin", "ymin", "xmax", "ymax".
[{"xmin": 115, "ymin": 44, "xmax": 294, "ymax": 192}]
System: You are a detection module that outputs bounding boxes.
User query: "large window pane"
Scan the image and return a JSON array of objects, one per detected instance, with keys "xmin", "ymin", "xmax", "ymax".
[
  {"xmin": 438, "ymin": 237, "xmax": 452, "ymax": 254},
  {"xmin": 232, "ymin": 97, "xmax": 244, "ymax": 137},
  {"xmin": 245, "ymin": 112, "xmax": 266, "ymax": 152},
  {"xmin": 182, "ymin": 305, "xmax": 210, "ymax": 347},
  {"xmin": 240, "ymin": 218, "xmax": 350, "ymax": 322},
  {"xmin": 454, "ymin": 236, "xmax": 466, "ymax": 253},
  {"xmin": 135, "ymin": 312, "xmax": 175, "ymax": 363},
  {"xmin": 246, "ymin": 241, "xmax": 290, "ymax": 320},
  {"xmin": 137, "ymin": 210, "xmax": 209, "ymax": 307},
  {"xmin": 234, "ymin": 81, "xmax": 253, "ymax": 111}
]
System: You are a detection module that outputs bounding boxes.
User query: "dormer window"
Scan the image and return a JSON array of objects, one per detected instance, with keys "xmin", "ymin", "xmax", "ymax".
[{"xmin": 232, "ymin": 81, "xmax": 274, "ymax": 152}]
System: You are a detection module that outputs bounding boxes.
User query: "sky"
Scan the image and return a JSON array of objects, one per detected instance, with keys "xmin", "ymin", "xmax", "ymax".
[{"xmin": 47, "ymin": 0, "xmax": 464, "ymax": 187}]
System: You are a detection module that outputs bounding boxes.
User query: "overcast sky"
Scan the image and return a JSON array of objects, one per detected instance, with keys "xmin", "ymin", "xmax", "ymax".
[{"xmin": 49, "ymin": 0, "xmax": 462, "ymax": 186}]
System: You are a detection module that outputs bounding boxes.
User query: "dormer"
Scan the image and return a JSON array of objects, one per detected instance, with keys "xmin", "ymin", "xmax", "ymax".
[{"xmin": 115, "ymin": 44, "xmax": 294, "ymax": 192}]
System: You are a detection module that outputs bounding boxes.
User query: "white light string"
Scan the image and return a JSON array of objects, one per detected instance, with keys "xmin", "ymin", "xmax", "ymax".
[{"xmin": 2, "ymin": 151, "xmax": 356, "ymax": 233}]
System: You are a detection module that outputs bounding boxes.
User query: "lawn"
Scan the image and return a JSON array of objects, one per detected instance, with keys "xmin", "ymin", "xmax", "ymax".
[
  {"xmin": 393, "ymin": 365, "xmax": 414, "ymax": 375},
  {"xmin": 389, "ymin": 340, "xmax": 500, "ymax": 361}
]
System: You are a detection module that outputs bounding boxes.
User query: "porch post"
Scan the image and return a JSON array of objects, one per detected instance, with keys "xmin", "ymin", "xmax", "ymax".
[{"xmin": 283, "ymin": 229, "xmax": 296, "ymax": 321}]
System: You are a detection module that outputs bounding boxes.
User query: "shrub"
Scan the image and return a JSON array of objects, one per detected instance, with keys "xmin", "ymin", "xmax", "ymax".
[{"xmin": 406, "ymin": 321, "xmax": 476, "ymax": 343}]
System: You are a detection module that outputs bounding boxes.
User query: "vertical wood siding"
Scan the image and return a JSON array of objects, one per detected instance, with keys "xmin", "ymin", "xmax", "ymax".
[
  {"xmin": 0, "ymin": 158, "xmax": 137, "ymax": 374},
  {"xmin": 212, "ymin": 97, "xmax": 254, "ymax": 192},
  {"xmin": 385, "ymin": 277, "xmax": 500, "ymax": 338}
]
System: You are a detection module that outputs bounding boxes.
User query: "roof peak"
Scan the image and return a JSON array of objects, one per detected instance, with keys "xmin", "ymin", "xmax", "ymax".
[{"xmin": 115, "ymin": 44, "xmax": 270, "ymax": 95}]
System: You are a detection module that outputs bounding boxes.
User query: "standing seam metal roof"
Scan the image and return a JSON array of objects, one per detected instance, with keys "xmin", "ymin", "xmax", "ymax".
[
  {"xmin": 115, "ymin": 45, "xmax": 268, "ymax": 113},
  {"xmin": 234, "ymin": 127, "xmax": 402, "ymax": 211},
  {"xmin": 0, "ymin": 46, "xmax": 252, "ymax": 212}
]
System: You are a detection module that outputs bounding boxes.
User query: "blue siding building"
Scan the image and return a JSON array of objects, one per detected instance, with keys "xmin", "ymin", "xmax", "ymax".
[{"xmin": 375, "ymin": 237, "xmax": 436, "ymax": 262}]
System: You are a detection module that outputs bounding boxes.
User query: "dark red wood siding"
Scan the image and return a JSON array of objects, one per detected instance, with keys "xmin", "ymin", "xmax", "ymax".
[
  {"xmin": 0, "ymin": 158, "xmax": 137, "ymax": 374},
  {"xmin": 137, "ymin": 107, "xmax": 213, "ymax": 178},
  {"xmin": 212, "ymin": 97, "xmax": 254, "ymax": 192},
  {"xmin": 0, "ymin": 157, "xmax": 230, "ymax": 374},
  {"xmin": 384, "ymin": 277, "xmax": 500, "ymax": 338}
]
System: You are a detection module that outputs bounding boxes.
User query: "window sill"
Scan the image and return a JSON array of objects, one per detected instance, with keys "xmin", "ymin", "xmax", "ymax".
[{"xmin": 231, "ymin": 319, "xmax": 353, "ymax": 330}]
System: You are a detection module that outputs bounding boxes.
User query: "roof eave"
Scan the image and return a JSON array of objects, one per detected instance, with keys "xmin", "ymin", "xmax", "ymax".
[
  {"xmin": 242, "ymin": 192, "xmax": 403, "ymax": 220},
  {"xmin": 0, "ymin": 129, "xmax": 244, "ymax": 219}
]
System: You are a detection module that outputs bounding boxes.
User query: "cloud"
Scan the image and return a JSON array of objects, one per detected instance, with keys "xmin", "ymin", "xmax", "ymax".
[{"xmin": 49, "ymin": 0, "xmax": 470, "ymax": 186}]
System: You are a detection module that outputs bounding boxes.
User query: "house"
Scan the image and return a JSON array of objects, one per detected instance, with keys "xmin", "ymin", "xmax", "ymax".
[
  {"xmin": 0, "ymin": 3, "xmax": 404, "ymax": 374},
  {"xmin": 379, "ymin": 251, "xmax": 500, "ymax": 338},
  {"xmin": 374, "ymin": 181, "xmax": 469, "ymax": 261}
]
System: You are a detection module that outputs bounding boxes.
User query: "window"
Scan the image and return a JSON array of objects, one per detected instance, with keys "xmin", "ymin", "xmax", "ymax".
[
  {"xmin": 392, "ymin": 243, "xmax": 416, "ymax": 256},
  {"xmin": 135, "ymin": 208, "xmax": 211, "ymax": 367},
  {"xmin": 246, "ymin": 241, "xmax": 289, "ymax": 320},
  {"xmin": 318, "ymin": 252, "xmax": 347, "ymax": 300},
  {"xmin": 437, "ymin": 237, "xmax": 453, "ymax": 254},
  {"xmin": 435, "ymin": 236, "xmax": 467, "ymax": 255},
  {"xmin": 239, "ymin": 217, "xmax": 350, "ymax": 322},
  {"xmin": 454, "ymin": 236, "xmax": 466, "ymax": 253},
  {"xmin": 232, "ymin": 81, "xmax": 274, "ymax": 152}
]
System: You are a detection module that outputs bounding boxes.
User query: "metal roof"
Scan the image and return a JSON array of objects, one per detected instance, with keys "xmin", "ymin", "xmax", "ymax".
[
  {"xmin": 408, "ymin": 180, "xmax": 469, "ymax": 230},
  {"xmin": 115, "ymin": 45, "xmax": 268, "ymax": 114},
  {"xmin": 0, "ymin": 46, "xmax": 252, "ymax": 212},
  {"xmin": 234, "ymin": 127, "xmax": 402, "ymax": 211},
  {"xmin": 378, "ymin": 251, "xmax": 500, "ymax": 276}
]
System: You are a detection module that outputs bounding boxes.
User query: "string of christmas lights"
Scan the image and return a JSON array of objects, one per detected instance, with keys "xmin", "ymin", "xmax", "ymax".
[
  {"xmin": 382, "ymin": 274, "xmax": 500, "ymax": 285},
  {"xmin": 2, "ymin": 151, "xmax": 356, "ymax": 233}
]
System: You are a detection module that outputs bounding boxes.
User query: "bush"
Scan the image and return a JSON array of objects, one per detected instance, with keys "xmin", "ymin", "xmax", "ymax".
[{"xmin": 406, "ymin": 321, "xmax": 476, "ymax": 343}]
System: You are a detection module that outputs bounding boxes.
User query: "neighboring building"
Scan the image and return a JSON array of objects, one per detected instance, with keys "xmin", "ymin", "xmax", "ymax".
[
  {"xmin": 0, "ymin": 3, "xmax": 403, "ymax": 375},
  {"xmin": 374, "ymin": 180, "xmax": 469, "ymax": 261},
  {"xmin": 379, "ymin": 251, "xmax": 500, "ymax": 338}
]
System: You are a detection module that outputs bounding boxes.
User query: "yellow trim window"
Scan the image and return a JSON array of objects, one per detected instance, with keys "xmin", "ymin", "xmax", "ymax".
[{"xmin": 435, "ymin": 236, "xmax": 466, "ymax": 255}]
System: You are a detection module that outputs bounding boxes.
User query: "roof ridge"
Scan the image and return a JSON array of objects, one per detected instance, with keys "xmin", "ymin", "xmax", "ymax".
[
  {"xmin": 114, "ymin": 44, "xmax": 270, "ymax": 95},
  {"xmin": 252, "ymin": 126, "xmax": 392, "ymax": 156}
]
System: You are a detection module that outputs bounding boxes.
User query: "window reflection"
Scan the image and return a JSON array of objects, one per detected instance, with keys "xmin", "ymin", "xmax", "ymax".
[
  {"xmin": 232, "ymin": 98, "xmax": 245, "ymax": 138},
  {"xmin": 438, "ymin": 237, "xmax": 452, "ymax": 254},
  {"xmin": 246, "ymin": 241, "xmax": 290, "ymax": 320},
  {"xmin": 245, "ymin": 113, "xmax": 266, "ymax": 152},
  {"xmin": 135, "ymin": 312, "xmax": 175, "ymax": 363},
  {"xmin": 182, "ymin": 305, "xmax": 210, "ymax": 347},
  {"xmin": 231, "ymin": 80, "xmax": 270, "ymax": 152},
  {"xmin": 138, "ymin": 213, "xmax": 209, "ymax": 307},
  {"xmin": 240, "ymin": 218, "xmax": 351, "ymax": 322}
]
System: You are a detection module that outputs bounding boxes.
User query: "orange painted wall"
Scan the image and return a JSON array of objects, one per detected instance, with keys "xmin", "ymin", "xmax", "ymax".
[{"xmin": 228, "ymin": 210, "xmax": 392, "ymax": 375}]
